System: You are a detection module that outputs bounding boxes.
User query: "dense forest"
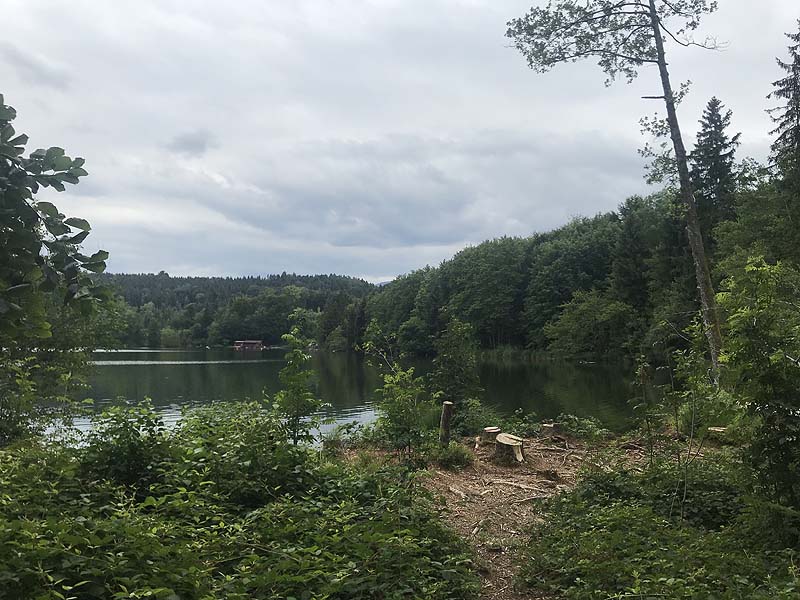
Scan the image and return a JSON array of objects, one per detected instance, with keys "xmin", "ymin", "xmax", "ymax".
[{"xmin": 101, "ymin": 272, "xmax": 373, "ymax": 348}]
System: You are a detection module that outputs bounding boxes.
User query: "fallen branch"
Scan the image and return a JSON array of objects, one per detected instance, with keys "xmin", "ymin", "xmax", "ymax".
[{"xmin": 488, "ymin": 479, "xmax": 541, "ymax": 491}]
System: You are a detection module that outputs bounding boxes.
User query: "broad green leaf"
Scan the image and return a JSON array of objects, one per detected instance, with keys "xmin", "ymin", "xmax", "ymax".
[
  {"xmin": 0, "ymin": 123, "xmax": 14, "ymax": 142},
  {"xmin": 8, "ymin": 134, "xmax": 28, "ymax": 146},
  {"xmin": 36, "ymin": 201, "xmax": 59, "ymax": 217},
  {"xmin": 65, "ymin": 230, "xmax": 91, "ymax": 245},
  {"xmin": 89, "ymin": 250, "xmax": 109, "ymax": 262},
  {"xmin": 52, "ymin": 155, "xmax": 72, "ymax": 171},
  {"xmin": 83, "ymin": 261, "xmax": 107, "ymax": 273},
  {"xmin": 0, "ymin": 104, "xmax": 17, "ymax": 121},
  {"xmin": 64, "ymin": 217, "xmax": 91, "ymax": 231},
  {"xmin": 45, "ymin": 146, "xmax": 65, "ymax": 159}
]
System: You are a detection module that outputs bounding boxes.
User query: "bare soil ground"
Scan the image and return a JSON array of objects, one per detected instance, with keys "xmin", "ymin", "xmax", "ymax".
[{"xmin": 422, "ymin": 435, "xmax": 630, "ymax": 600}]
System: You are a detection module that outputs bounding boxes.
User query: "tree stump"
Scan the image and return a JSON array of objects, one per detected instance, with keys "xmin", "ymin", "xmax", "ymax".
[
  {"xmin": 494, "ymin": 433, "xmax": 525, "ymax": 464},
  {"xmin": 481, "ymin": 426, "xmax": 501, "ymax": 444},
  {"xmin": 539, "ymin": 422, "xmax": 563, "ymax": 437},
  {"xmin": 439, "ymin": 401, "xmax": 454, "ymax": 447}
]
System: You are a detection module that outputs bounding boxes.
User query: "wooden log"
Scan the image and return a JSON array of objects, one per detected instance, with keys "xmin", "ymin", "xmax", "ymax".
[
  {"xmin": 494, "ymin": 433, "xmax": 525, "ymax": 464},
  {"xmin": 481, "ymin": 426, "xmax": 502, "ymax": 444},
  {"xmin": 439, "ymin": 401, "xmax": 455, "ymax": 447}
]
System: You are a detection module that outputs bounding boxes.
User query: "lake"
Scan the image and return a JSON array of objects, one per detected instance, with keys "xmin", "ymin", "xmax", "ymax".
[{"xmin": 85, "ymin": 349, "xmax": 635, "ymax": 431}]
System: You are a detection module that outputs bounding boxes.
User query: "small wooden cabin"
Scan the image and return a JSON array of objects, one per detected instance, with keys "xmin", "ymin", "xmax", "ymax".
[{"xmin": 233, "ymin": 340, "xmax": 264, "ymax": 351}]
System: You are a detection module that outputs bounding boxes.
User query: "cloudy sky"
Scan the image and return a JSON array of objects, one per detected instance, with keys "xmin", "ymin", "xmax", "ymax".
[{"xmin": 3, "ymin": 1, "xmax": 798, "ymax": 281}]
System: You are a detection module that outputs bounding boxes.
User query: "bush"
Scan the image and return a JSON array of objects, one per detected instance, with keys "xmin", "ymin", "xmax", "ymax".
[
  {"xmin": 430, "ymin": 442, "xmax": 474, "ymax": 470},
  {"xmin": 171, "ymin": 401, "xmax": 316, "ymax": 507},
  {"xmin": 375, "ymin": 366, "xmax": 436, "ymax": 460},
  {"xmin": 0, "ymin": 403, "xmax": 481, "ymax": 600},
  {"xmin": 502, "ymin": 408, "xmax": 541, "ymax": 437},
  {"xmin": 575, "ymin": 457, "xmax": 747, "ymax": 530},
  {"xmin": 556, "ymin": 413, "xmax": 610, "ymax": 440},
  {"xmin": 80, "ymin": 401, "xmax": 171, "ymax": 489},
  {"xmin": 453, "ymin": 397, "xmax": 505, "ymax": 436},
  {"xmin": 520, "ymin": 456, "xmax": 800, "ymax": 599},
  {"xmin": 718, "ymin": 258, "xmax": 800, "ymax": 506}
]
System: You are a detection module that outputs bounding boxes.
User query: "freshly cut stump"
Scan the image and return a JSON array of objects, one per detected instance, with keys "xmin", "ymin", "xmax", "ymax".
[
  {"xmin": 494, "ymin": 433, "xmax": 525, "ymax": 464},
  {"xmin": 481, "ymin": 426, "xmax": 502, "ymax": 444}
]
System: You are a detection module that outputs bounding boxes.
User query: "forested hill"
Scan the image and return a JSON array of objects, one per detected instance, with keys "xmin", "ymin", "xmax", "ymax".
[
  {"xmin": 363, "ymin": 95, "xmax": 800, "ymax": 362},
  {"xmin": 102, "ymin": 272, "xmax": 374, "ymax": 308},
  {"xmin": 100, "ymin": 272, "xmax": 373, "ymax": 348},
  {"xmin": 105, "ymin": 97, "xmax": 800, "ymax": 359}
]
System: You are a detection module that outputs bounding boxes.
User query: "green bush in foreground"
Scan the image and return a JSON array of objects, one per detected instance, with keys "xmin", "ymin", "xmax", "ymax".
[
  {"xmin": 0, "ymin": 403, "xmax": 479, "ymax": 600},
  {"xmin": 430, "ymin": 442, "xmax": 474, "ymax": 470},
  {"xmin": 520, "ymin": 457, "xmax": 800, "ymax": 599}
]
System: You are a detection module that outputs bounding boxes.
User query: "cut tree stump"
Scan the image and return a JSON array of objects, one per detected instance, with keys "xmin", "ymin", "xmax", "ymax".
[
  {"xmin": 539, "ymin": 423, "xmax": 563, "ymax": 436},
  {"xmin": 481, "ymin": 426, "xmax": 502, "ymax": 444},
  {"xmin": 494, "ymin": 433, "xmax": 525, "ymax": 464},
  {"xmin": 439, "ymin": 401, "xmax": 454, "ymax": 447}
]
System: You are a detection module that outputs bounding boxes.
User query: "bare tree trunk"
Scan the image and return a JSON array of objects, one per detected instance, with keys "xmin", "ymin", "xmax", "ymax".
[{"xmin": 648, "ymin": 0, "xmax": 723, "ymax": 377}]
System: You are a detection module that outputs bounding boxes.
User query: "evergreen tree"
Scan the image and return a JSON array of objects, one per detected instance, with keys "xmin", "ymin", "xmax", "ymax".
[
  {"xmin": 768, "ymin": 20, "xmax": 800, "ymax": 187},
  {"xmin": 690, "ymin": 97, "xmax": 741, "ymax": 242}
]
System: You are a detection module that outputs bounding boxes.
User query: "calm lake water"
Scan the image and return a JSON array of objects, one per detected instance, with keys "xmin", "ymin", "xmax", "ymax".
[{"xmin": 85, "ymin": 349, "xmax": 635, "ymax": 431}]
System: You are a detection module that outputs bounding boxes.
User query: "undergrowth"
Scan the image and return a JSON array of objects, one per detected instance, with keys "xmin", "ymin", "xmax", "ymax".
[
  {"xmin": 0, "ymin": 402, "xmax": 479, "ymax": 600},
  {"xmin": 520, "ymin": 454, "xmax": 800, "ymax": 599}
]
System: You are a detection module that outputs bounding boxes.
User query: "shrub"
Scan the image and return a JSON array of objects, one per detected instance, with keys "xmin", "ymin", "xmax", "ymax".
[
  {"xmin": 430, "ymin": 442, "xmax": 474, "ymax": 470},
  {"xmin": 0, "ymin": 404, "xmax": 481, "ymax": 599},
  {"xmin": 718, "ymin": 258, "xmax": 800, "ymax": 507},
  {"xmin": 446, "ymin": 397, "xmax": 501, "ymax": 436},
  {"xmin": 273, "ymin": 327, "xmax": 325, "ymax": 445},
  {"xmin": 520, "ymin": 456, "xmax": 799, "ymax": 599},
  {"xmin": 171, "ymin": 401, "xmax": 316, "ymax": 507},
  {"xmin": 80, "ymin": 401, "xmax": 171, "ymax": 489},
  {"xmin": 375, "ymin": 366, "xmax": 436, "ymax": 461},
  {"xmin": 556, "ymin": 413, "xmax": 610, "ymax": 440},
  {"xmin": 502, "ymin": 408, "xmax": 541, "ymax": 437}
]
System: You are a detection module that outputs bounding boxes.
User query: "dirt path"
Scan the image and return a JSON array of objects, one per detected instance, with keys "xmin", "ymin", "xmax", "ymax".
[{"xmin": 423, "ymin": 435, "xmax": 592, "ymax": 600}]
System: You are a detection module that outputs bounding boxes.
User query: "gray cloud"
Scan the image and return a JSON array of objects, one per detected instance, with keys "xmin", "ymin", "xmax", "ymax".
[
  {"xmin": 1, "ymin": 0, "xmax": 798, "ymax": 281},
  {"xmin": 0, "ymin": 42, "xmax": 70, "ymax": 90},
  {"xmin": 165, "ymin": 130, "xmax": 218, "ymax": 157}
]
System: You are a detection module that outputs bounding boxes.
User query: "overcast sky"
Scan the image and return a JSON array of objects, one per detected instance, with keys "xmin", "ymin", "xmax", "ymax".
[{"xmin": 3, "ymin": 1, "xmax": 798, "ymax": 281}]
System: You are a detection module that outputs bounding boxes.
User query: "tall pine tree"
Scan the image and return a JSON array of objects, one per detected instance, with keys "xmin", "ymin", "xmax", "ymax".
[
  {"xmin": 768, "ymin": 20, "xmax": 800, "ymax": 188},
  {"xmin": 689, "ymin": 97, "xmax": 741, "ymax": 244}
]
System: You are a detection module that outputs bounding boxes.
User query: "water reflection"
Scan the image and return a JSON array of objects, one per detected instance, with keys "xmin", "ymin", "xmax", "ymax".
[{"xmin": 85, "ymin": 349, "xmax": 634, "ymax": 431}]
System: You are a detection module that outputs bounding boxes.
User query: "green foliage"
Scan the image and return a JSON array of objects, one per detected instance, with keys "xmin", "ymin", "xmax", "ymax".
[
  {"xmin": 171, "ymin": 401, "xmax": 317, "ymax": 506},
  {"xmin": 768, "ymin": 20, "xmax": 800, "ymax": 187},
  {"xmin": 0, "ymin": 93, "xmax": 108, "ymax": 343},
  {"xmin": 102, "ymin": 272, "xmax": 371, "ymax": 349},
  {"xmin": 273, "ymin": 328, "xmax": 326, "ymax": 445},
  {"xmin": 689, "ymin": 97, "xmax": 740, "ymax": 242},
  {"xmin": 375, "ymin": 366, "xmax": 436, "ymax": 460},
  {"xmin": 429, "ymin": 442, "xmax": 474, "ymax": 470},
  {"xmin": 0, "ymin": 402, "xmax": 480, "ymax": 600},
  {"xmin": 556, "ymin": 413, "xmax": 610, "ymax": 440},
  {"xmin": 545, "ymin": 289, "xmax": 638, "ymax": 358},
  {"xmin": 80, "ymin": 401, "xmax": 171, "ymax": 489},
  {"xmin": 525, "ymin": 215, "xmax": 622, "ymax": 348},
  {"xmin": 501, "ymin": 408, "xmax": 541, "ymax": 438},
  {"xmin": 429, "ymin": 318, "xmax": 486, "ymax": 435},
  {"xmin": 718, "ymin": 258, "xmax": 800, "ymax": 506},
  {"xmin": 521, "ymin": 457, "xmax": 800, "ymax": 599},
  {"xmin": 506, "ymin": 0, "xmax": 717, "ymax": 84},
  {"xmin": 0, "ymin": 94, "xmax": 111, "ymax": 445}
]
